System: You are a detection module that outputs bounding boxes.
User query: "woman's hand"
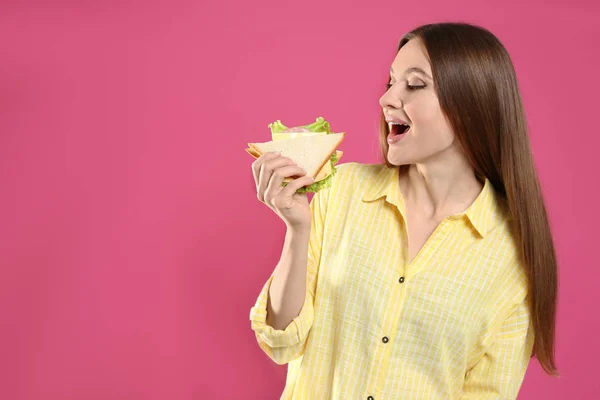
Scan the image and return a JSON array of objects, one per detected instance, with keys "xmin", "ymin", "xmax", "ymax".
[{"xmin": 252, "ymin": 151, "xmax": 315, "ymax": 230}]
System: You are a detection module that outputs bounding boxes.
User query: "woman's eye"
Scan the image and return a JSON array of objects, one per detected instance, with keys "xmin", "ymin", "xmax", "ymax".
[{"xmin": 386, "ymin": 83, "xmax": 425, "ymax": 91}]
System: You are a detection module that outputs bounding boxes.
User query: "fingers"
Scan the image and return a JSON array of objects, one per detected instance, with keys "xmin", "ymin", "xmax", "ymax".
[
  {"xmin": 255, "ymin": 154, "xmax": 288, "ymax": 202},
  {"xmin": 251, "ymin": 151, "xmax": 281, "ymax": 187},
  {"xmin": 258, "ymin": 159, "xmax": 296, "ymax": 202},
  {"xmin": 252, "ymin": 150, "xmax": 316, "ymax": 204},
  {"xmin": 256, "ymin": 156, "xmax": 296, "ymax": 203},
  {"xmin": 279, "ymin": 175, "xmax": 316, "ymax": 199},
  {"xmin": 264, "ymin": 165, "xmax": 309, "ymax": 206}
]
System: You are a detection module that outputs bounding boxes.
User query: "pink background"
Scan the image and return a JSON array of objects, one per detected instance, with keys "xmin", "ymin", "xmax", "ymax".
[{"xmin": 0, "ymin": 0, "xmax": 598, "ymax": 399}]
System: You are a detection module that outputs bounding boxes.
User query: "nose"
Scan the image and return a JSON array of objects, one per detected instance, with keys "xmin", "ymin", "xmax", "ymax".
[{"xmin": 379, "ymin": 88, "xmax": 403, "ymax": 111}]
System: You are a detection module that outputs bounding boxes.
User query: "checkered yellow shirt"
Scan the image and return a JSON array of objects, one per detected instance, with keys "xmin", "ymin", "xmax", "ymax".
[{"xmin": 250, "ymin": 162, "xmax": 534, "ymax": 399}]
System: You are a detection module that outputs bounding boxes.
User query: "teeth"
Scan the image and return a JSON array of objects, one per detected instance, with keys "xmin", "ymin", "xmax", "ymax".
[{"xmin": 388, "ymin": 121, "xmax": 409, "ymax": 126}]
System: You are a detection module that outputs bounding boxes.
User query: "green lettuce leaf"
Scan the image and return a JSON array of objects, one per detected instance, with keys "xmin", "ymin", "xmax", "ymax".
[
  {"xmin": 267, "ymin": 120, "xmax": 289, "ymax": 134},
  {"xmin": 268, "ymin": 116, "xmax": 331, "ymax": 134}
]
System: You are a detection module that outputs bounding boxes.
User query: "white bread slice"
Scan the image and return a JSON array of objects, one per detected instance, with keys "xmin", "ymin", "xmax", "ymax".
[
  {"xmin": 246, "ymin": 147, "xmax": 343, "ymax": 162},
  {"xmin": 249, "ymin": 132, "xmax": 345, "ymax": 183},
  {"xmin": 245, "ymin": 148, "xmax": 344, "ymax": 182}
]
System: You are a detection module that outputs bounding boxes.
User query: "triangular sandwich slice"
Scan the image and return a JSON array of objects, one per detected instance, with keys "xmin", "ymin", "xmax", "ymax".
[{"xmin": 248, "ymin": 132, "xmax": 345, "ymax": 183}]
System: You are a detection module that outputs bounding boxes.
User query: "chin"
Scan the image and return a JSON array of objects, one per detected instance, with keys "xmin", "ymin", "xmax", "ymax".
[
  {"xmin": 386, "ymin": 156, "xmax": 413, "ymax": 167},
  {"xmin": 386, "ymin": 149, "xmax": 416, "ymax": 166},
  {"xmin": 388, "ymin": 144, "xmax": 453, "ymax": 166}
]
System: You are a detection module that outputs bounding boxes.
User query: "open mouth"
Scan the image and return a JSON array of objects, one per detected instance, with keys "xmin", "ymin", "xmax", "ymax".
[{"xmin": 389, "ymin": 123, "xmax": 410, "ymax": 135}]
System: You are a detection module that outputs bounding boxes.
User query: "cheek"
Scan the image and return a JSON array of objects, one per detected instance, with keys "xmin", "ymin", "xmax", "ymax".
[
  {"xmin": 406, "ymin": 96, "xmax": 436, "ymax": 124},
  {"xmin": 411, "ymin": 99, "xmax": 452, "ymax": 132}
]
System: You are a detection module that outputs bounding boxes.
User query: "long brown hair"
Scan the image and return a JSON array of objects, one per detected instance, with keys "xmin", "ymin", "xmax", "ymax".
[{"xmin": 378, "ymin": 22, "xmax": 559, "ymax": 376}]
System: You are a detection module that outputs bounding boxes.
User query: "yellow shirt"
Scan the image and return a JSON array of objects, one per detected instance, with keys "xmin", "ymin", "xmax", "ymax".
[{"xmin": 249, "ymin": 162, "xmax": 534, "ymax": 400}]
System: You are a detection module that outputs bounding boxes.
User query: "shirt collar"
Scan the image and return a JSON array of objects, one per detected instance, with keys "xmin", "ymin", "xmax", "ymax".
[{"xmin": 361, "ymin": 166, "xmax": 507, "ymax": 237}]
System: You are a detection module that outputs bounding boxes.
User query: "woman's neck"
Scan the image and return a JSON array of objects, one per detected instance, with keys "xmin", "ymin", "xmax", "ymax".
[{"xmin": 399, "ymin": 153, "xmax": 484, "ymax": 220}]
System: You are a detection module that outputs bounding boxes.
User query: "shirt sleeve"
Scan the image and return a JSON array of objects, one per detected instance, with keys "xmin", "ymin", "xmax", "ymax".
[
  {"xmin": 248, "ymin": 185, "xmax": 330, "ymax": 365},
  {"xmin": 462, "ymin": 297, "xmax": 535, "ymax": 399}
]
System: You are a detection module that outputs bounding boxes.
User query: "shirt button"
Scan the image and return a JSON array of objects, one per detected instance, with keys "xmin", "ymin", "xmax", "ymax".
[
  {"xmin": 399, "ymin": 276, "xmax": 405, "ymax": 283},
  {"xmin": 367, "ymin": 397, "xmax": 374, "ymax": 400},
  {"xmin": 382, "ymin": 336, "xmax": 389, "ymax": 343}
]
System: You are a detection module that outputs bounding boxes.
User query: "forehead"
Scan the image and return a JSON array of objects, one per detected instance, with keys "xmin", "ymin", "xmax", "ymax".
[{"xmin": 390, "ymin": 38, "xmax": 432, "ymax": 78}]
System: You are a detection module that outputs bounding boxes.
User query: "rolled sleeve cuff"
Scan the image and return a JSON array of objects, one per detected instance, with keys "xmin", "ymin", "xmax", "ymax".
[{"xmin": 249, "ymin": 274, "xmax": 315, "ymax": 349}]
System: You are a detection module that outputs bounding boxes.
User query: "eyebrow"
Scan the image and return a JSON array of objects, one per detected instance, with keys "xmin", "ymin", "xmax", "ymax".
[{"xmin": 390, "ymin": 66, "xmax": 432, "ymax": 80}]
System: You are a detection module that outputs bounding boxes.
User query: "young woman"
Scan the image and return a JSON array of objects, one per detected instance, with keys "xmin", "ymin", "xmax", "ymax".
[{"xmin": 249, "ymin": 22, "xmax": 558, "ymax": 400}]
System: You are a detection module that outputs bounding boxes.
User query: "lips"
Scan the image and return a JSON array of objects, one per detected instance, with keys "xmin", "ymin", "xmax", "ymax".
[
  {"xmin": 387, "ymin": 122, "xmax": 410, "ymax": 145},
  {"xmin": 385, "ymin": 114, "xmax": 410, "ymax": 134},
  {"xmin": 385, "ymin": 115, "xmax": 410, "ymax": 125},
  {"xmin": 385, "ymin": 114, "xmax": 411, "ymax": 145}
]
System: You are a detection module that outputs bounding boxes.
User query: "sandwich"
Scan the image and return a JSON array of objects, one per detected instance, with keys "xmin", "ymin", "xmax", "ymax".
[{"xmin": 245, "ymin": 117, "xmax": 345, "ymax": 194}]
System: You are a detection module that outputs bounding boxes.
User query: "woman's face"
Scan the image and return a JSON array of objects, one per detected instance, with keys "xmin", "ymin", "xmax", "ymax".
[{"xmin": 379, "ymin": 38, "xmax": 457, "ymax": 166}]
